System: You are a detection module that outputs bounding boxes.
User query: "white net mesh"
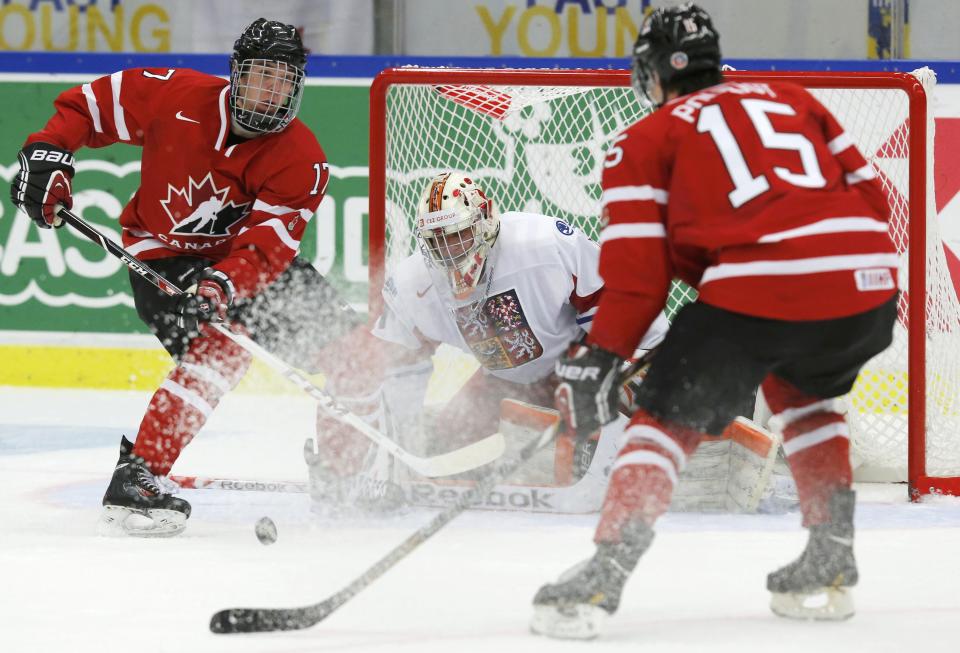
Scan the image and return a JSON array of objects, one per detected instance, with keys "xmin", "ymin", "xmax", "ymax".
[
  {"xmin": 825, "ymin": 67, "xmax": 960, "ymax": 481},
  {"xmin": 374, "ymin": 67, "xmax": 960, "ymax": 483}
]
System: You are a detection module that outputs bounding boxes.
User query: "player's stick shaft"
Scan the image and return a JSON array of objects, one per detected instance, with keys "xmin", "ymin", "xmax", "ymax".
[
  {"xmin": 56, "ymin": 207, "xmax": 505, "ymax": 477},
  {"xmin": 209, "ymin": 356, "xmax": 651, "ymax": 634}
]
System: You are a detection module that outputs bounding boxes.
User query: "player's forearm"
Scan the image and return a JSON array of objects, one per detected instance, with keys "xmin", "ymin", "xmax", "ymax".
[
  {"xmin": 586, "ymin": 287, "xmax": 666, "ymax": 359},
  {"xmin": 214, "ymin": 245, "xmax": 289, "ymax": 299},
  {"xmin": 216, "ymin": 211, "xmax": 310, "ymax": 297}
]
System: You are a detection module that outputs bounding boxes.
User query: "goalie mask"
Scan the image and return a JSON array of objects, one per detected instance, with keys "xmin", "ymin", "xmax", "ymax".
[
  {"xmin": 415, "ymin": 172, "xmax": 500, "ymax": 302},
  {"xmin": 230, "ymin": 18, "xmax": 306, "ymax": 134},
  {"xmin": 632, "ymin": 3, "xmax": 721, "ymax": 107}
]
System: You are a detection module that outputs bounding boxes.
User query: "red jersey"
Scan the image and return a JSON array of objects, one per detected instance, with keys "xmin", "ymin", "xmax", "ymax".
[
  {"xmin": 26, "ymin": 67, "xmax": 329, "ymax": 298},
  {"xmin": 589, "ymin": 80, "xmax": 898, "ymax": 358}
]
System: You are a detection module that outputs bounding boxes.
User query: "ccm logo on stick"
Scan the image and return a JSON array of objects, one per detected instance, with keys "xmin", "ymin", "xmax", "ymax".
[{"xmin": 556, "ymin": 365, "xmax": 600, "ymax": 381}]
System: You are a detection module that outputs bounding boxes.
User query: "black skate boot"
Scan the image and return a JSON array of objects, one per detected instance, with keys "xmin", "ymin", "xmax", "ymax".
[
  {"xmin": 767, "ymin": 487, "xmax": 857, "ymax": 620},
  {"xmin": 531, "ymin": 521, "xmax": 654, "ymax": 640},
  {"xmin": 97, "ymin": 436, "xmax": 191, "ymax": 537}
]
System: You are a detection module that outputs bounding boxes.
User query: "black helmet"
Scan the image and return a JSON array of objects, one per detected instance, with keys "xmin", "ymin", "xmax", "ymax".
[
  {"xmin": 229, "ymin": 18, "xmax": 307, "ymax": 134},
  {"xmin": 631, "ymin": 3, "xmax": 721, "ymax": 107}
]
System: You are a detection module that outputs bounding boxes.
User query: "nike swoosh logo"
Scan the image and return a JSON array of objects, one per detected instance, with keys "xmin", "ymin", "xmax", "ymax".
[
  {"xmin": 176, "ymin": 111, "xmax": 200, "ymax": 124},
  {"xmin": 416, "ymin": 284, "xmax": 433, "ymax": 298}
]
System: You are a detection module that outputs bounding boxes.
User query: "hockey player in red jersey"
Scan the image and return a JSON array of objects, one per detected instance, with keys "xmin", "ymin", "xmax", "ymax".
[
  {"xmin": 531, "ymin": 3, "xmax": 899, "ymax": 639},
  {"xmin": 10, "ymin": 19, "xmax": 360, "ymax": 537}
]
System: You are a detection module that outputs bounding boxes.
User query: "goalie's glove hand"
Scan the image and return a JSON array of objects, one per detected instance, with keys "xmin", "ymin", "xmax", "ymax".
[
  {"xmin": 554, "ymin": 339, "xmax": 622, "ymax": 440},
  {"xmin": 176, "ymin": 268, "xmax": 235, "ymax": 333},
  {"xmin": 10, "ymin": 142, "xmax": 75, "ymax": 229}
]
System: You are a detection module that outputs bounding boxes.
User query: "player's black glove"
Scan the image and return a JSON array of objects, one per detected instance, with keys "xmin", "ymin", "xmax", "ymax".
[
  {"xmin": 176, "ymin": 268, "xmax": 235, "ymax": 334},
  {"xmin": 554, "ymin": 339, "xmax": 622, "ymax": 440},
  {"xmin": 616, "ymin": 346, "xmax": 659, "ymax": 415},
  {"xmin": 10, "ymin": 142, "xmax": 75, "ymax": 229}
]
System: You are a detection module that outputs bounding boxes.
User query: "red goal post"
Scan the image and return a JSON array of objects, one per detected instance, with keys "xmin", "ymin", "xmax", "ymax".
[{"xmin": 368, "ymin": 66, "xmax": 960, "ymax": 500}]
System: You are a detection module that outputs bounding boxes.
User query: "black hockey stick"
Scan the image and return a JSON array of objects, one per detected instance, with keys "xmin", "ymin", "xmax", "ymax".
[
  {"xmin": 54, "ymin": 206, "xmax": 505, "ymax": 477},
  {"xmin": 209, "ymin": 354, "xmax": 652, "ymax": 634}
]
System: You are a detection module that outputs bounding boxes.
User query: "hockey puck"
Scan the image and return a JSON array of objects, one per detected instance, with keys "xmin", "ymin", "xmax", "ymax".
[{"xmin": 254, "ymin": 517, "xmax": 277, "ymax": 545}]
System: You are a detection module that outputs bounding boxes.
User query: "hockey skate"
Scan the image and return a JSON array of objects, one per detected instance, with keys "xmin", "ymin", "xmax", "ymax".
[
  {"xmin": 767, "ymin": 488, "xmax": 857, "ymax": 620},
  {"xmin": 97, "ymin": 436, "xmax": 191, "ymax": 538},
  {"xmin": 531, "ymin": 521, "xmax": 654, "ymax": 640},
  {"xmin": 304, "ymin": 439, "xmax": 406, "ymax": 515}
]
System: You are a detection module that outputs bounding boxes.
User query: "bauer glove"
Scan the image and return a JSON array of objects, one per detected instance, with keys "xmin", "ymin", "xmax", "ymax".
[
  {"xmin": 554, "ymin": 339, "xmax": 622, "ymax": 440},
  {"xmin": 10, "ymin": 142, "xmax": 75, "ymax": 229},
  {"xmin": 176, "ymin": 268, "xmax": 235, "ymax": 333}
]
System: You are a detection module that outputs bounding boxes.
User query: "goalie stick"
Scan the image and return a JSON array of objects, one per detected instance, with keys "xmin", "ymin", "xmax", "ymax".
[
  {"xmin": 55, "ymin": 206, "xmax": 505, "ymax": 478},
  {"xmin": 208, "ymin": 355, "xmax": 650, "ymax": 635}
]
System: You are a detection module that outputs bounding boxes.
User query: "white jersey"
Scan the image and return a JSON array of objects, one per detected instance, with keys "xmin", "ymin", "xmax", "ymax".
[{"xmin": 373, "ymin": 211, "xmax": 667, "ymax": 384}]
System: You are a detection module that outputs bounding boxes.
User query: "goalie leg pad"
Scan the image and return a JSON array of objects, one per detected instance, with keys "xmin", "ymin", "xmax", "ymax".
[
  {"xmin": 722, "ymin": 416, "xmax": 794, "ymax": 514},
  {"xmin": 498, "ymin": 398, "xmax": 621, "ymax": 492},
  {"xmin": 304, "ymin": 438, "xmax": 406, "ymax": 514},
  {"xmin": 498, "ymin": 398, "xmax": 559, "ymax": 485},
  {"xmin": 670, "ymin": 416, "xmax": 782, "ymax": 513}
]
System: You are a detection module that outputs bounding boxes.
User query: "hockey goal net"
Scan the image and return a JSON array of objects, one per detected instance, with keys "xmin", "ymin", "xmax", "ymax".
[{"xmin": 368, "ymin": 66, "xmax": 960, "ymax": 499}]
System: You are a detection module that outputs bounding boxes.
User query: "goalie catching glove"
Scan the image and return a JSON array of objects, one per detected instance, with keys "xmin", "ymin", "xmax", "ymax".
[
  {"xmin": 10, "ymin": 142, "xmax": 75, "ymax": 229},
  {"xmin": 554, "ymin": 339, "xmax": 622, "ymax": 440},
  {"xmin": 176, "ymin": 268, "xmax": 235, "ymax": 333}
]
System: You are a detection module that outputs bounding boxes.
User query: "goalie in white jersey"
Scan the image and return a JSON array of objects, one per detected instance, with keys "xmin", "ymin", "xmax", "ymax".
[{"xmin": 306, "ymin": 172, "xmax": 667, "ymax": 509}]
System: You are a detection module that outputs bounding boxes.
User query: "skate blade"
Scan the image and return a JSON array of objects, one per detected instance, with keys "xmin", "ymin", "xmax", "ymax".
[
  {"xmin": 770, "ymin": 586, "xmax": 855, "ymax": 621},
  {"xmin": 530, "ymin": 603, "xmax": 608, "ymax": 640},
  {"xmin": 97, "ymin": 506, "xmax": 187, "ymax": 538}
]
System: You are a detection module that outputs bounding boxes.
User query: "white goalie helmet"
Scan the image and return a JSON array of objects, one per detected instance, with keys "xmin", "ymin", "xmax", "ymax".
[{"xmin": 415, "ymin": 172, "xmax": 500, "ymax": 301}]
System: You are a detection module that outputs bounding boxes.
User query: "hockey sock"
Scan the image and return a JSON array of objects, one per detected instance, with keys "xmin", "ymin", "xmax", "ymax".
[
  {"xmin": 594, "ymin": 410, "xmax": 702, "ymax": 543},
  {"xmin": 132, "ymin": 330, "xmax": 251, "ymax": 476},
  {"xmin": 762, "ymin": 375, "xmax": 852, "ymax": 527}
]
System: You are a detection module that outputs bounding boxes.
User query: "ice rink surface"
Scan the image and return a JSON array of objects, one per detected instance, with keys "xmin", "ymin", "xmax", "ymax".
[{"xmin": 2, "ymin": 387, "xmax": 959, "ymax": 652}]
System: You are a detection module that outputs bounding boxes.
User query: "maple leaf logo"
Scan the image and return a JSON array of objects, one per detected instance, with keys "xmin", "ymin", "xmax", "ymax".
[{"xmin": 160, "ymin": 173, "xmax": 250, "ymax": 237}]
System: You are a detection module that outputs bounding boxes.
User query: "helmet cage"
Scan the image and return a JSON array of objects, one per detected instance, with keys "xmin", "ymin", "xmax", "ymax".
[
  {"xmin": 417, "ymin": 203, "xmax": 490, "ymax": 300},
  {"xmin": 230, "ymin": 58, "xmax": 305, "ymax": 134},
  {"xmin": 415, "ymin": 174, "xmax": 499, "ymax": 301},
  {"xmin": 630, "ymin": 43, "xmax": 659, "ymax": 107}
]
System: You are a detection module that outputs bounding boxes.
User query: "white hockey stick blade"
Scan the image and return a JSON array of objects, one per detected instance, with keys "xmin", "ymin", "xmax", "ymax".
[{"xmin": 406, "ymin": 432, "xmax": 507, "ymax": 477}]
